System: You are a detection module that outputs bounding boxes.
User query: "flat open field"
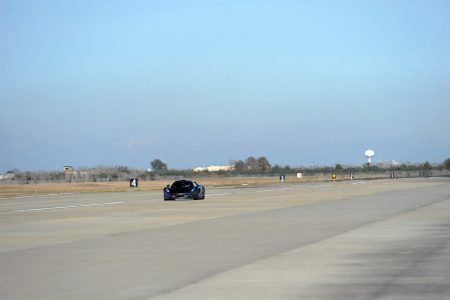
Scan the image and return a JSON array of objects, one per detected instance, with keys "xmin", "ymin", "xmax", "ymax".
[
  {"xmin": 0, "ymin": 176, "xmax": 323, "ymax": 198},
  {"xmin": 0, "ymin": 173, "xmax": 392, "ymax": 198},
  {"xmin": 1, "ymin": 178, "xmax": 449, "ymax": 299}
]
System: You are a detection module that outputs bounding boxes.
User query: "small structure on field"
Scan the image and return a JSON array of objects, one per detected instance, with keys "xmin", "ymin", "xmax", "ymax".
[
  {"xmin": 64, "ymin": 166, "xmax": 75, "ymax": 182},
  {"xmin": 0, "ymin": 170, "xmax": 16, "ymax": 181}
]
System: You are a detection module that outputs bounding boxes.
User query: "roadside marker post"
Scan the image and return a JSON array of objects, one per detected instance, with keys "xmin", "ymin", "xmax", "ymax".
[{"xmin": 129, "ymin": 178, "xmax": 138, "ymax": 189}]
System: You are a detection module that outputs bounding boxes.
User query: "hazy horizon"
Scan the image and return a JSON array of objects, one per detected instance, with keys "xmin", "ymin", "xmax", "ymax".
[
  {"xmin": 1, "ymin": 1, "xmax": 449, "ymax": 172},
  {"xmin": 0, "ymin": 155, "xmax": 445, "ymax": 173}
]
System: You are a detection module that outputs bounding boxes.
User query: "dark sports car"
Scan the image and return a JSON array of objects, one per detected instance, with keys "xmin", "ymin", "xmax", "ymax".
[{"xmin": 164, "ymin": 180, "xmax": 206, "ymax": 200}]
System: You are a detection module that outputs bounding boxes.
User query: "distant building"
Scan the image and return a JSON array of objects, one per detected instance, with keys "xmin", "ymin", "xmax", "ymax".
[
  {"xmin": 0, "ymin": 170, "xmax": 16, "ymax": 181},
  {"xmin": 193, "ymin": 165, "xmax": 235, "ymax": 172},
  {"xmin": 64, "ymin": 166, "xmax": 75, "ymax": 182},
  {"xmin": 377, "ymin": 160, "xmax": 401, "ymax": 169},
  {"xmin": 64, "ymin": 166, "xmax": 74, "ymax": 173}
]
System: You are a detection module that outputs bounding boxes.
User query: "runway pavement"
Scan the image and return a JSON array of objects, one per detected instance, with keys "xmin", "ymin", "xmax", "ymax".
[{"xmin": 1, "ymin": 178, "xmax": 449, "ymax": 299}]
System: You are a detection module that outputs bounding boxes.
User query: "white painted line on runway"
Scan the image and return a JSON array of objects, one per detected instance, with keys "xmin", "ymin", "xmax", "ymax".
[
  {"xmin": 2, "ymin": 184, "xmax": 337, "ymax": 213},
  {"xmin": 0, "ymin": 193, "xmax": 76, "ymax": 200},
  {"xmin": 13, "ymin": 201, "xmax": 129, "ymax": 213},
  {"xmin": 256, "ymin": 187, "xmax": 295, "ymax": 193},
  {"xmin": 206, "ymin": 193, "xmax": 232, "ymax": 197}
]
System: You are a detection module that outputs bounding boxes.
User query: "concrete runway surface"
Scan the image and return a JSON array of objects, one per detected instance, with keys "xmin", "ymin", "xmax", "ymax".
[{"xmin": 1, "ymin": 178, "xmax": 449, "ymax": 300}]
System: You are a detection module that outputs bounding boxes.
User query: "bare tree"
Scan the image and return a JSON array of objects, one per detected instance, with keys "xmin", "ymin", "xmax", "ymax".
[{"xmin": 151, "ymin": 159, "xmax": 168, "ymax": 172}]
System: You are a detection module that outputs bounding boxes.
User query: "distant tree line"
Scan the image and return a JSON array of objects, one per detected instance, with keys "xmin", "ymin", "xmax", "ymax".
[
  {"xmin": 8, "ymin": 166, "xmax": 156, "ymax": 184},
  {"xmin": 233, "ymin": 156, "xmax": 272, "ymax": 174},
  {"xmin": 2, "ymin": 157, "xmax": 449, "ymax": 184}
]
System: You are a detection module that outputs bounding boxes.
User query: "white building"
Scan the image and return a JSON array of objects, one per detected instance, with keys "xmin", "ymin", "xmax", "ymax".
[
  {"xmin": 0, "ymin": 171, "xmax": 16, "ymax": 180},
  {"xmin": 193, "ymin": 165, "xmax": 235, "ymax": 172}
]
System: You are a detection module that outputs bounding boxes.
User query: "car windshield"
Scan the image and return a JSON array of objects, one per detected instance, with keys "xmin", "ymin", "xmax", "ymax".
[{"xmin": 170, "ymin": 180, "xmax": 194, "ymax": 192}]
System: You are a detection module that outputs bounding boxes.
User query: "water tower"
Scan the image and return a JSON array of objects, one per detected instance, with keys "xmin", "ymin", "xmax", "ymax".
[{"xmin": 364, "ymin": 149, "xmax": 375, "ymax": 166}]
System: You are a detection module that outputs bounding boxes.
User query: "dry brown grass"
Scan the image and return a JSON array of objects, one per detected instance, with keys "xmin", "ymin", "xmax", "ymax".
[{"xmin": 0, "ymin": 173, "xmax": 390, "ymax": 198}]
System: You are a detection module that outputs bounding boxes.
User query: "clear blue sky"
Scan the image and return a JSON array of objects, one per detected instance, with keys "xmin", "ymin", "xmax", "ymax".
[{"xmin": 1, "ymin": 0, "xmax": 449, "ymax": 171}]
